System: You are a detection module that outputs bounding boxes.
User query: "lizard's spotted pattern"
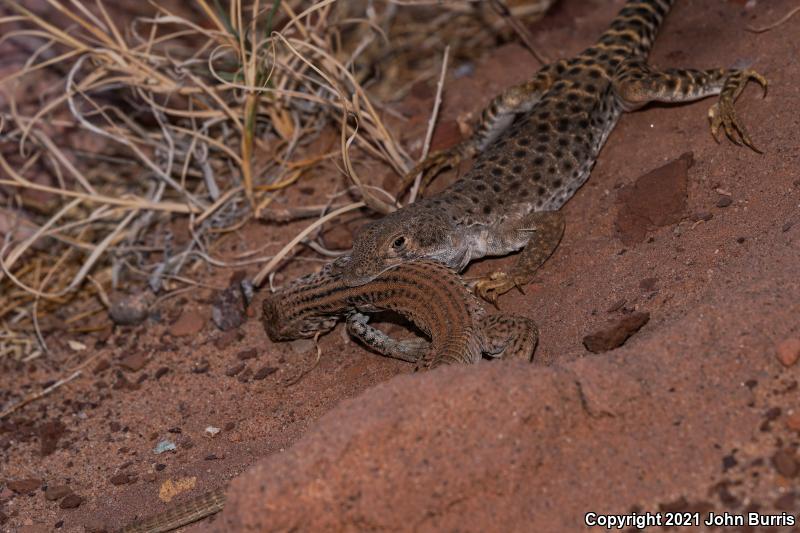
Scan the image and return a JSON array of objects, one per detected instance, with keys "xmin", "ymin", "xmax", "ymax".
[{"xmin": 337, "ymin": 0, "xmax": 767, "ymax": 301}]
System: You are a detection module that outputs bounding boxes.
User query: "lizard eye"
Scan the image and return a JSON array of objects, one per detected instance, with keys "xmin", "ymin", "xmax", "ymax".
[{"xmin": 391, "ymin": 236, "xmax": 406, "ymax": 251}]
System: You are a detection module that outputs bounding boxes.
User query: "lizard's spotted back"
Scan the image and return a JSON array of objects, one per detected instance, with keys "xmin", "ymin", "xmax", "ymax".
[{"xmin": 336, "ymin": 0, "xmax": 765, "ymax": 301}]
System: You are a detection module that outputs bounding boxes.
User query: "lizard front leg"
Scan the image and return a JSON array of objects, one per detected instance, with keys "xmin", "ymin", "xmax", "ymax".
[
  {"xmin": 613, "ymin": 60, "xmax": 768, "ymax": 151},
  {"xmin": 479, "ymin": 314, "xmax": 539, "ymax": 362},
  {"xmin": 346, "ymin": 312, "xmax": 429, "ymax": 364},
  {"xmin": 474, "ymin": 210, "xmax": 565, "ymax": 303},
  {"xmin": 397, "ymin": 61, "xmax": 564, "ymax": 198}
]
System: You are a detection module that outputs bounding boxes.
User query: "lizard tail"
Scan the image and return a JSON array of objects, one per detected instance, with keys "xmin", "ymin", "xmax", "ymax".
[{"xmin": 598, "ymin": 0, "xmax": 677, "ymax": 58}]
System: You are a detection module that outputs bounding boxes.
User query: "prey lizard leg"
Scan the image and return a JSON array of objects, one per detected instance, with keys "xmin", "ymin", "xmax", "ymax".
[
  {"xmin": 397, "ymin": 62, "xmax": 564, "ymax": 198},
  {"xmin": 613, "ymin": 60, "xmax": 768, "ymax": 151},
  {"xmin": 346, "ymin": 312, "xmax": 429, "ymax": 363},
  {"xmin": 479, "ymin": 314, "xmax": 539, "ymax": 362},
  {"xmin": 475, "ymin": 210, "xmax": 565, "ymax": 303}
]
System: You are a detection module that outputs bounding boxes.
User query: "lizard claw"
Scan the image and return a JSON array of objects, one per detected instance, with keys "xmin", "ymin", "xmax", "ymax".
[
  {"xmin": 474, "ymin": 271, "xmax": 522, "ymax": 304},
  {"xmin": 707, "ymin": 70, "xmax": 766, "ymax": 153}
]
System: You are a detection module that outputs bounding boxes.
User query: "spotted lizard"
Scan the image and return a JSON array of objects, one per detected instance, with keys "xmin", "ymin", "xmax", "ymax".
[
  {"xmin": 117, "ymin": 260, "xmax": 536, "ymax": 532},
  {"xmin": 334, "ymin": 0, "xmax": 767, "ymax": 302}
]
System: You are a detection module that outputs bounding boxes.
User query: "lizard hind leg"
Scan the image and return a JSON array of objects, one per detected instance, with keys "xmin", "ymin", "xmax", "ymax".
[
  {"xmin": 613, "ymin": 60, "xmax": 767, "ymax": 151},
  {"xmin": 474, "ymin": 210, "xmax": 565, "ymax": 303},
  {"xmin": 479, "ymin": 314, "xmax": 539, "ymax": 362}
]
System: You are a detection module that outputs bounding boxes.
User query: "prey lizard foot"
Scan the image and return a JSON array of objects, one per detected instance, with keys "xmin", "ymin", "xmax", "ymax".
[
  {"xmin": 708, "ymin": 70, "xmax": 768, "ymax": 152},
  {"xmin": 474, "ymin": 271, "xmax": 525, "ymax": 304}
]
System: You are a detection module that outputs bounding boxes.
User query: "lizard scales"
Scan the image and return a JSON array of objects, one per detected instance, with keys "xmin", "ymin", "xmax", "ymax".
[{"xmin": 337, "ymin": 0, "xmax": 766, "ymax": 300}]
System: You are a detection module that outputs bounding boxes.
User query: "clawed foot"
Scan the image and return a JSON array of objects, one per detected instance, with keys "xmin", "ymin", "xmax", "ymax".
[
  {"xmin": 473, "ymin": 271, "xmax": 525, "ymax": 304},
  {"xmin": 708, "ymin": 70, "xmax": 767, "ymax": 153}
]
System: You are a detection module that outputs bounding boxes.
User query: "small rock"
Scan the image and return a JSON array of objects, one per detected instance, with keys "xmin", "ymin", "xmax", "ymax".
[
  {"xmin": 44, "ymin": 485, "xmax": 72, "ymax": 501},
  {"xmin": 154, "ymin": 440, "xmax": 176, "ymax": 454},
  {"xmin": 776, "ymin": 338, "xmax": 800, "ymax": 367},
  {"xmin": 722, "ymin": 454, "xmax": 737, "ymax": 472},
  {"xmin": 225, "ymin": 362, "xmax": 246, "ymax": 377},
  {"xmin": 692, "ymin": 211, "xmax": 713, "ymax": 222},
  {"xmin": 253, "ymin": 366, "xmax": 278, "ymax": 380},
  {"xmin": 236, "ymin": 348, "xmax": 258, "ymax": 361},
  {"xmin": 785, "ymin": 412, "xmax": 800, "ymax": 432},
  {"xmin": 772, "ymin": 449, "xmax": 799, "ymax": 478},
  {"xmin": 211, "ymin": 280, "xmax": 247, "ymax": 332},
  {"xmin": 213, "ymin": 330, "xmax": 240, "ymax": 349},
  {"xmin": 143, "ymin": 473, "xmax": 157, "ymax": 483},
  {"xmin": 154, "ymin": 366, "xmax": 170, "ymax": 379},
  {"xmin": 169, "ymin": 309, "xmax": 206, "ymax": 337},
  {"xmin": 783, "ymin": 221, "xmax": 794, "ymax": 232},
  {"xmin": 192, "ymin": 360, "xmax": 210, "ymax": 374},
  {"xmin": 224, "ymin": 422, "xmax": 236, "ymax": 431},
  {"xmin": 716, "ymin": 195, "xmax": 733, "ymax": 208},
  {"xmin": 583, "ymin": 312, "xmax": 651, "ymax": 353},
  {"xmin": 92, "ymin": 359, "xmax": 111, "ymax": 375},
  {"xmin": 109, "ymin": 292, "xmax": 153, "ymax": 326},
  {"xmin": 118, "ymin": 352, "xmax": 149, "ymax": 372},
  {"xmin": 59, "ymin": 494, "xmax": 83, "ymax": 509},
  {"xmin": 109, "ymin": 473, "xmax": 132, "ymax": 486},
  {"xmin": 7, "ymin": 478, "xmax": 42, "ymax": 494},
  {"xmin": 735, "ymin": 236, "xmax": 746, "ymax": 244}
]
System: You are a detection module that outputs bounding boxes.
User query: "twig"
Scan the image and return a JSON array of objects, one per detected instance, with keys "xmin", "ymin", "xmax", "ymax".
[
  {"xmin": 252, "ymin": 201, "xmax": 366, "ymax": 286},
  {"xmin": 746, "ymin": 5, "xmax": 800, "ymax": 33},
  {"xmin": 409, "ymin": 45, "xmax": 449, "ymax": 204}
]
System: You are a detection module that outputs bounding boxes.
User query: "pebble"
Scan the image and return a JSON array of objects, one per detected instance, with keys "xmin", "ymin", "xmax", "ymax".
[
  {"xmin": 253, "ymin": 366, "xmax": 278, "ymax": 380},
  {"xmin": 44, "ymin": 485, "xmax": 72, "ymax": 501},
  {"xmin": 109, "ymin": 473, "xmax": 133, "ymax": 486},
  {"xmin": 92, "ymin": 359, "xmax": 111, "ymax": 375},
  {"xmin": 716, "ymin": 195, "xmax": 733, "ymax": 208},
  {"xmin": 213, "ymin": 329, "xmax": 240, "ymax": 349},
  {"xmin": 109, "ymin": 292, "xmax": 153, "ymax": 326},
  {"xmin": 192, "ymin": 360, "xmax": 210, "ymax": 374},
  {"xmin": 154, "ymin": 366, "xmax": 170, "ymax": 379},
  {"xmin": 211, "ymin": 282, "xmax": 247, "ymax": 331},
  {"xmin": 59, "ymin": 494, "xmax": 83, "ymax": 509},
  {"xmin": 118, "ymin": 352, "xmax": 149, "ymax": 372},
  {"xmin": 236, "ymin": 348, "xmax": 258, "ymax": 360},
  {"xmin": 583, "ymin": 312, "xmax": 651, "ymax": 353},
  {"xmin": 776, "ymin": 338, "xmax": 800, "ymax": 367},
  {"xmin": 772, "ymin": 449, "xmax": 799, "ymax": 478},
  {"xmin": 7, "ymin": 479, "xmax": 42, "ymax": 494},
  {"xmin": 38, "ymin": 420, "xmax": 65, "ymax": 456},
  {"xmin": 169, "ymin": 309, "xmax": 206, "ymax": 337},
  {"xmin": 785, "ymin": 412, "xmax": 800, "ymax": 432},
  {"xmin": 225, "ymin": 362, "xmax": 246, "ymax": 377}
]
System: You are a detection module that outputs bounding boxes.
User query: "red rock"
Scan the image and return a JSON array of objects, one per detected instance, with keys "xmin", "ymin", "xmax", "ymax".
[
  {"xmin": 583, "ymin": 312, "xmax": 650, "ymax": 353},
  {"xmin": 118, "ymin": 352, "xmax": 149, "ymax": 372},
  {"xmin": 776, "ymin": 338, "xmax": 800, "ymax": 368},
  {"xmin": 169, "ymin": 309, "xmax": 206, "ymax": 337},
  {"xmin": 109, "ymin": 473, "xmax": 132, "ymax": 486},
  {"xmin": 7, "ymin": 479, "xmax": 41, "ymax": 494},
  {"xmin": 44, "ymin": 485, "xmax": 71, "ymax": 501},
  {"xmin": 615, "ymin": 153, "xmax": 692, "ymax": 245},
  {"xmin": 59, "ymin": 493, "xmax": 83, "ymax": 509},
  {"xmin": 785, "ymin": 412, "xmax": 800, "ymax": 432}
]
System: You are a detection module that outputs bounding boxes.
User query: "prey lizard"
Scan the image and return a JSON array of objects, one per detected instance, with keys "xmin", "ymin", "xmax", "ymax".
[
  {"xmin": 263, "ymin": 257, "xmax": 538, "ymax": 368},
  {"xmin": 118, "ymin": 260, "xmax": 536, "ymax": 532},
  {"xmin": 334, "ymin": 0, "xmax": 767, "ymax": 301}
]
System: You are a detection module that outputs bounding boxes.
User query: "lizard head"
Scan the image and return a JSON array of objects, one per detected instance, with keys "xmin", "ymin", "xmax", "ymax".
[{"xmin": 336, "ymin": 204, "xmax": 463, "ymax": 286}]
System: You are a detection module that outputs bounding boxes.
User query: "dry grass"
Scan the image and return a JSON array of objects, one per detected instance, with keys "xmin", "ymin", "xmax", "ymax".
[{"xmin": 0, "ymin": 0, "xmax": 551, "ymax": 366}]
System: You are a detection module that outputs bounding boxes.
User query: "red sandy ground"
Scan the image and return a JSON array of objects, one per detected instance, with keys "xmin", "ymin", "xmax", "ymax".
[{"xmin": 2, "ymin": 0, "xmax": 799, "ymax": 532}]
